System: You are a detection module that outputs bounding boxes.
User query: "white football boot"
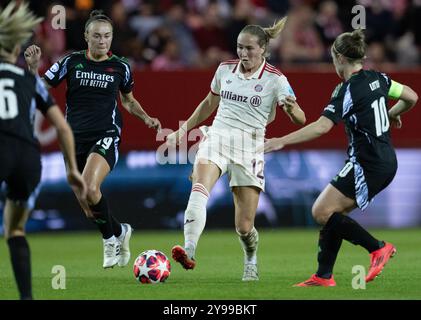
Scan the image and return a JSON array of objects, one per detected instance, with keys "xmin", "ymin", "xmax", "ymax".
[
  {"xmin": 242, "ymin": 263, "xmax": 259, "ymax": 281},
  {"xmin": 238, "ymin": 228, "xmax": 259, "ymax": 281},
  {"xmin": 103, "ymin": 236, "xmax": 120, "ymax": 268},
  {"xmin": 118, "ymin": 223, "xmax": 133, "ymax": 267}
]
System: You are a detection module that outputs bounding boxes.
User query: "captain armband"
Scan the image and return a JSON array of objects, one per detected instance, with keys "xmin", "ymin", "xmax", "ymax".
[{"xmin": 388, "ymin": 80, "xmax": 404, "ymax": 99}]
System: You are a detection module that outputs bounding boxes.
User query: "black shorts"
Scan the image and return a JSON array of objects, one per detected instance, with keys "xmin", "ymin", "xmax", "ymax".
[
  {"xmin": 330, "ymin": 159, "xmax": 397, "ymax": 210},
  {"xmin": 0, "ymin": 138, "xmax": 41, "ymax": 204},
  {"xmin": 76, "ymin": 135, "xmax": 121, "ymax": 172}
]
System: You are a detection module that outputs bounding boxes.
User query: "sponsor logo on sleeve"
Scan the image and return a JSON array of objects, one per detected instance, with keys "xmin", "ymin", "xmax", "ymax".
[
  {"xmin": 50, "ymin": 63, "xmax": 59, "ymax": 73},
  {"xmin": 324, "ymin": 104, "xmax": 336, "ymax": 113},
  {"xmin": 45, "ymin": 70, "xmax": 54, "ymax": 80}
]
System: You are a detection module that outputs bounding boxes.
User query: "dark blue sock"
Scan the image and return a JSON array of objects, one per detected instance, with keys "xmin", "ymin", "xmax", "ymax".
[
  {"xmin": 328, "ymin": 212, "xmax": 381, "ymax": 253},
  {"xmin": 7, "ymin": 236, "xmax": 32, "ymax": 300}
]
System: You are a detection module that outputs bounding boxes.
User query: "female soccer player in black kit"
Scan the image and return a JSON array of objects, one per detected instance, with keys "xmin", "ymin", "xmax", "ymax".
[
  {"xmin": 264, "ymin": 29, "xmax": 418, "ymax": 286},
  {"xmin": 0, "ymin": 1, "xmax": 87, "ymax": 299},
  {"xmin": 25, "ymin": 11, "xmax": 162, "ymax": 269}
]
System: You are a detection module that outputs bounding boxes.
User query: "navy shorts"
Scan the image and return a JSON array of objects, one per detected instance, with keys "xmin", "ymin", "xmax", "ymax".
[
  {"xmin": 0, "ymin": 139, "xmax": 41, "ymax": 203},
  {"xmin": 330, "ymin": 159, "xmax": 397, "ymax": 209},
  {"xmin": 76, "ymin": 135, "xmax": 121, "ymax": 172}
]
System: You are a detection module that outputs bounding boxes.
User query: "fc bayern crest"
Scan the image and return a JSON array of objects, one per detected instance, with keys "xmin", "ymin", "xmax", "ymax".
[
  {"xmin": 250, "ymin": 95, "xmax": 262, "ymax": 107},
  {"xmin": 254, "ymin": 84, "xmax": 263, "ymax": 92}
]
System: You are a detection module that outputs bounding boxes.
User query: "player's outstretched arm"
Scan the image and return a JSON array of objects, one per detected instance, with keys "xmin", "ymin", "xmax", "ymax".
[
  {"xmin": 282, "ymin": 96, "xmax": 306, "ymax": 125},
  {"xmin": 45, "ymin": 105, "xmax": 87, "ymax": 203},
  {"xmin": 120, "ymin": 91, "xmax": 161, "ymax": 132},
  {"xmin": 181, "ymin": 91, "xmax": 220, "ymax": 132},
  {"xmin": 263, "ymin": 115, "xmax": 333, "ymax": 153},
  {"xmin": 166, "ymin": 91, "xmax": 220, "ymax": 146},
  {"xmin": 388, "ymin": 84, "xmax": 418, "ymax": 129}
]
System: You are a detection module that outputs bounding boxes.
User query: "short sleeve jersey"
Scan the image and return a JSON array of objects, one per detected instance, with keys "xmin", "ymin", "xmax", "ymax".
[
  {"xmin": 44, "ymin": 50, "xmax": 134, "ymax": 142},
  {"xmin": 321, "ymin": 69, "xmax": 396, "ymax": 165},
  {"xmin": 0, "ymin": 61, "xmax": 54, "ymax": 147},
  {"xmin": 210, "ymin": 59, "xmax": 295, "ymax": 133}
]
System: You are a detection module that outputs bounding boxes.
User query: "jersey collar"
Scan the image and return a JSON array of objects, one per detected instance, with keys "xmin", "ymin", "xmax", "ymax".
[
  {"xmin": 234, "ymin": 58, "xmax": 266, "ymax": 80},
  {"xmin": 85, "ymin": 49, "xmax": 113, "ymax": 61},
  {"xmin": 348, "ymin": 68, "xmax": 363, "ymax": 80}
]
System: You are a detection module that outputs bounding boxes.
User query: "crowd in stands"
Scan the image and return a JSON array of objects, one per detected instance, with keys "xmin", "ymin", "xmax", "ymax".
[{"xmin": 8, "ymin": 0, "xmax": 421, "ymax": 71}]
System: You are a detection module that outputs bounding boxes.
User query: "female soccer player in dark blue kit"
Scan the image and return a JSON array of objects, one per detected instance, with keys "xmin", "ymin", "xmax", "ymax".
[
  {"xmin": 264, "ymin": 29, "xmax": 418, "ymax": 286},
  {"xmin": 0, "ymin": 1, "xmax": 87, "ymax": 299},
  {"xmin": 25, "ymin": 10, "xmax": 162, "ymax": 269}
]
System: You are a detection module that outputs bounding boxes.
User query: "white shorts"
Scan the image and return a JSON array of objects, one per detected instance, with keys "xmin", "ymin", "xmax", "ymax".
[{"xmin": 194, "ymin": 126, "xmax": 265, "ymax": 191}]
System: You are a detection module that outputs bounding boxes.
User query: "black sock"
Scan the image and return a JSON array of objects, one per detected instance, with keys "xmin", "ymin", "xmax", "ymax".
[
  {"xmin": 316, "ymin": 227, "xmax": 343, "ymax": 279},
  {"xmin": 111, "ymin": 216, "xmax": 122, "ymax": 238},
  {"xmin": 327, "ymin": 212, "xmax": 382, "ymax": 253},
  {"xmin": 89, "ymin": 196, "xmax": 114, "ymax": 239},
  {"xmin": 7, "ymin": 236, "xmax": 32, "ymax": 300}
]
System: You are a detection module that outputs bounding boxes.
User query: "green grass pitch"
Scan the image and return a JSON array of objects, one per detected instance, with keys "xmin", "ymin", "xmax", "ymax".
[{"xmin": 0, "ymin": 228, "xmax": 420, "ymax": 300}]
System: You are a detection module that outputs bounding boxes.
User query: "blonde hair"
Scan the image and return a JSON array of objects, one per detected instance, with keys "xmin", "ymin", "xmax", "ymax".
[
  {"xmin": 240, "ymin": 17, "xmax": 287, "ymax": 57},
  {"xmin": 332, "ymin": 29, "xmax": 366, "ymax": 62},
  {"xmin": 0, "ymin": 1, "xmax": 43, "ymax": 54}
]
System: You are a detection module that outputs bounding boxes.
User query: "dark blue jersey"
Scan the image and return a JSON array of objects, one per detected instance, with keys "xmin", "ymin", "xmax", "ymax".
[
  {"xmin": 0, "ymin": 61, "xmax": 54, "ymax": 148},
  {"xmin": 44, "ymin": 50, "xmax": 134, "ymax": 142},
  {"xmin": 322, "ymin": 69, "xmax": 397, "ymax": 167}
]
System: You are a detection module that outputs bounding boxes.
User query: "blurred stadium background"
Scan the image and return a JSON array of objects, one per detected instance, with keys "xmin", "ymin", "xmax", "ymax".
[{"xmin": 1, "ymin": 0, "xmax": 421, "ymax": 234}]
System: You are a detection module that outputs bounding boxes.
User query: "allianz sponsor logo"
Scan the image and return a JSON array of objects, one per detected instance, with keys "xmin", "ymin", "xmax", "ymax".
[
  {"xmin": 221, "ymin": 90, "xmax": 248, "ymax": 103},
  {"xmin": 324, "ymin": 104, "xmax": 335, "ymax": 113},
  {"xmin": 76, "ymin": 70, "xmax": 115, "ymax": 82}
]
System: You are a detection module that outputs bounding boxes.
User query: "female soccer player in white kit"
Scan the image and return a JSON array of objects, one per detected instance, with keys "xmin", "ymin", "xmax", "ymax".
[{"xmin": 167, "ymin": 18, "xmax": 306, "ymax": 280}]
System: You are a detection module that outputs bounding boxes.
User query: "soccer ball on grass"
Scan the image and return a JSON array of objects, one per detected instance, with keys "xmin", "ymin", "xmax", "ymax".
[{"xmin": 133, "ymin": 250, "xmax": 171, "ymax": 284}]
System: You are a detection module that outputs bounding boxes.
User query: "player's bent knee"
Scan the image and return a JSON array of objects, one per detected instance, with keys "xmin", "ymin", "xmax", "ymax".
[
  {"xmin": 236, "ymin": 225, "xmax": 253, "ymax": 236},
  {"xmin": 311, "ymin": 206, "xmax": 331, "ymax": 225},
  {"xmin": 236, "ymin": 215, "xmax": 255, "ymax": 235},
  {"xmin": 86, "ymin": 185, "xmax": 101, "ymax": 204}
]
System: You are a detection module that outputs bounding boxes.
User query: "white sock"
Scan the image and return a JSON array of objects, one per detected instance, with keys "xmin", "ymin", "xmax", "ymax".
[
  {"xmin": 237, "ymin": 227, "xmax": 259, "ymax": 265},
  {"xmin": 184, "ymin": 183, "xmax": 209, "ymax": 258}
]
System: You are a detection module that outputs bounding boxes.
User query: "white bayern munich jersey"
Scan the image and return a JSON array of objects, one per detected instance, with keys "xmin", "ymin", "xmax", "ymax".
[{"xmin": 210, "ymin": 59, "xmax": 295, "ymax": 134}]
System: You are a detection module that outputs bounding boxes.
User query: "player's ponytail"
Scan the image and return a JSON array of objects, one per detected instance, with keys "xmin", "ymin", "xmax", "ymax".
[
  {"xmin": 263, "ymin": 17, "xmax": 288, "ymax": 40},
  {"xmin": 84, "ymin": 10, "xmax": 113, "ymax": 33},
  {"xmin": 0, "ymin": 1, "xmax": 43, "ymax": 54},
  {"xmin": 240, "ymin": 17, "xmax": 287, "ymax": 57},
  {"xmin": 332, "ymin": 29, "xmax": 367, "ymax": 62}
]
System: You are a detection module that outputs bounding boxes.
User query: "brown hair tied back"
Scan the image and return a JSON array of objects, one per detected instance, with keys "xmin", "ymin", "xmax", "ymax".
[
  {"xmin": 333, "ymin": 29, "xmax": 366, "ymax": 61},
  {"xmin": 240, "ymin": 17, "xmax": 287, "ymax": 57}
]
